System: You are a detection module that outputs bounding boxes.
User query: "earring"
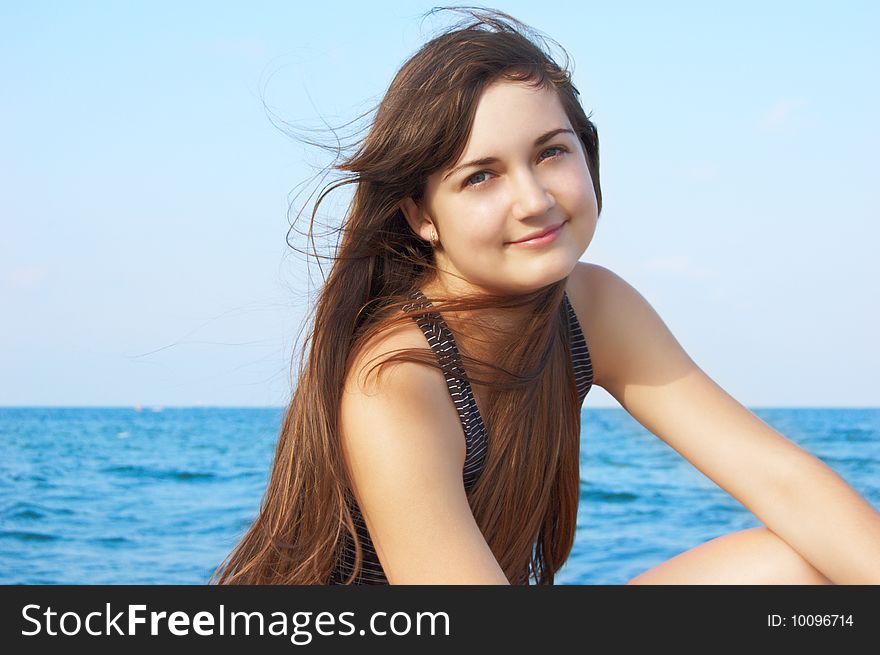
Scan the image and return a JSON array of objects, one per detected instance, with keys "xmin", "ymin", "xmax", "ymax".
[{"xmin": 429, "ymin": 226, "xmax": 439, "ymax": 247}]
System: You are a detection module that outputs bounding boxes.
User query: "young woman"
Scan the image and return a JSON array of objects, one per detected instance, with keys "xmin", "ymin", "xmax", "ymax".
[{"xmin": 211, "ymin": 8, "xmax": 880, "ymax": 585}]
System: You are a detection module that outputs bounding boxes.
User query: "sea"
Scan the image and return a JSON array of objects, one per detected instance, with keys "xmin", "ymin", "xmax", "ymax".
[{"xmin": 1, "ymin": 407, "xmax": 877, "ymax": 584}]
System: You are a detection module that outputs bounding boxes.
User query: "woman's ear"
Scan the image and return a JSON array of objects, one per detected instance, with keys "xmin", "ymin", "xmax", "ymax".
[{"xmin": 398, "ymin": 197, "xmax": 433, "ymax": 243}]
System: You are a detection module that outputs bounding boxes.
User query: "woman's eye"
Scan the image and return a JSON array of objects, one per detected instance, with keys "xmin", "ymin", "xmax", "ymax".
[
  {"xmin": 540, "ymin": 146, "xmax": 567, "ymax": 160},
  {"xmin": 463, "ymin": 146, "xmax": 568, "ymax": 189},
  {"xmin": 465, "ymin": 171, "xmax": 491, "ymax": 187}
]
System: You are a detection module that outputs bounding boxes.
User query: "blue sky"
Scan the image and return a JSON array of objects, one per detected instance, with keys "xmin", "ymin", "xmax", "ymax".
[{"xmin": 2, "ymin": 1, "xmax": 877, "ymax": 407}]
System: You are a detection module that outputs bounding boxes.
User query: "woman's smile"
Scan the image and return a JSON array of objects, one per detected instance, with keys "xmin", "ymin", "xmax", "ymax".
[{"xmin": 506, "ymin": 220, "xmax": 567, "ymax": 248}]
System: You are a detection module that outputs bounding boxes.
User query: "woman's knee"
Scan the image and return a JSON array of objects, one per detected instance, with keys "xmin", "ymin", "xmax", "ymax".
[{"xmin": 625, "ymin": 527, "xmax": 833, "ymax": 585}]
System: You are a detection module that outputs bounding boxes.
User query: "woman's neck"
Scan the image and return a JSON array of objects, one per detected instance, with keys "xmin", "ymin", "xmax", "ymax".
[{"xmin": 418, "ymin": 276, "xmax": 532, "ymax": 363}]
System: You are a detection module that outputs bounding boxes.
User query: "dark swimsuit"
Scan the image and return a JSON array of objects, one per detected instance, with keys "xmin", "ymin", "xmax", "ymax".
[{"xmin": 329, "ymin": 288, "xmax": 594, "ymax": 584}]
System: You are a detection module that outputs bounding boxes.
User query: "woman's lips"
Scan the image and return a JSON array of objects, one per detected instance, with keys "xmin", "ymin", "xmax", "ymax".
[{"xmin": 507, "ymin": 221, "xmax": 566, "ymax": 248}]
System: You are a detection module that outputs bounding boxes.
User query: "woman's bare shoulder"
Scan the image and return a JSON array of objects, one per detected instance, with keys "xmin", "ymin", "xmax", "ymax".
[
  {"xmin": 340, "ymin": 310, "xmax": 465, "ymax": 467},
  {"xmin": 344, "ymin": 312, "xmax": 439, "ymax": 396},
  {"xmin": 565, "ymin": 261, "xmax": 617, "ymax": 388},
  {"xmin": 566, "ymin": 260, "xmax": 622, "ymax": 302},
  {"xmin": 566, "ymin": 261, "xmax": 694, "ymax": 396},
  {"xmin": 565, "ymin": 261, "xmax": 648, "ymax": 390},
  {"xmin": 337, "ymin": 313, "xmax": 509, "ymax": 583}
]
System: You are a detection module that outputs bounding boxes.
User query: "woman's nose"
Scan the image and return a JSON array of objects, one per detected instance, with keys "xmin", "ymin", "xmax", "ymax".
[{"xmin": 511, "ymin": 170, "xmax": 555, "ymax": 218}]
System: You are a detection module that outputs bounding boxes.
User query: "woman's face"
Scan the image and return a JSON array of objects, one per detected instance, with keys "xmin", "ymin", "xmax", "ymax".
[{"xmin": 400, "ymin": 79, "xmax": 598, "ymax": 296}]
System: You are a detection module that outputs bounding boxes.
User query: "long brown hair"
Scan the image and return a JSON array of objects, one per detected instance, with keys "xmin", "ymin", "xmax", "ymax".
[{"xmin": 210, "ymin": 6, "xmax": 602, "ymax": 585}]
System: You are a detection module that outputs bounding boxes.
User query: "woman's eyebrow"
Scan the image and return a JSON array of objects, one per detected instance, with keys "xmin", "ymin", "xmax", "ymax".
[{"xmin": 442, "ymin": 127, "xmax": 576, "ymax": 181}]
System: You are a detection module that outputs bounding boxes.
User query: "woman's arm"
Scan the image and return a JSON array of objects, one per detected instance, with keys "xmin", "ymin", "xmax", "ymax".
[
  {"xmin": 574, "ymin": 262, "xmax": 880, "ymax": 584},
  {"xmin": 769, "ymin": 451, "xmax": 880, "ymax": 584}
]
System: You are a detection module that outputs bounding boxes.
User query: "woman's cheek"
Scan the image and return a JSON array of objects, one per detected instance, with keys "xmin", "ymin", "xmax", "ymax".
[
  {"xmin": 576, "ymin": 167, "xmax": 598, "ymax": 210},
  {"xmin": 451, "ymin": 207, "xmax": 501, "ymax": 243},
  {"xmin": 475, "ymin": 221, "xmax": 506, "ymax": 246}
]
